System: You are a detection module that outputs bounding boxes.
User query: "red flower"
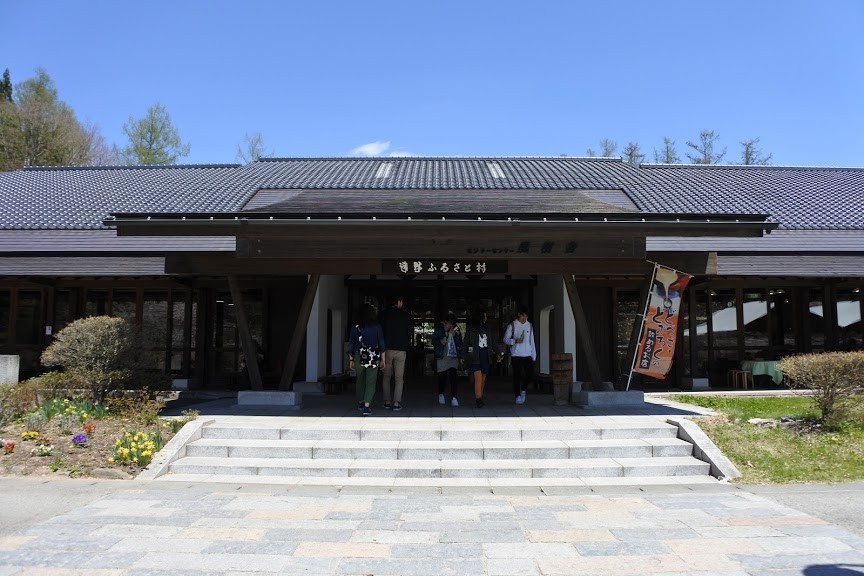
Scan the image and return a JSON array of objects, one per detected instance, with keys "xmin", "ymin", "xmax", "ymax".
[
  {"xmin": 83, "ymin": 423, "xmax": 96, "ymax": 436},
  {"xmin": 3, "ymin": 441, "xmax": 14, "ymax": 454}
]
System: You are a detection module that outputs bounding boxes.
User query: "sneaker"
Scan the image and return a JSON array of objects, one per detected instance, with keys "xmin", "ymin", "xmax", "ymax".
[
  {"xmin": 438, "ymin": 394, "xmax": 446, "ymax": 405},
  {"xmin": 362, "ymin": 405, "xmax": 372, "ymax": 416},
  {"xmin": 515, "ymin": 391, "xmax": 526, "ymax": 405},
  {"xmin": 392, "ymin": 402, "xmax": 402, "ymax": 411},
  {"xmin": 475, "ymin": 398, "xmax": 484, "ymax": 408},
  {"xmin": 357, "ymin": 401, "xmax": 364, "ymax": 411},
  {"xmin": 383, "ymin": 402, "xmax": 391, "ymax": 410},
  {"xmin": 451, "ymin": 397, "xmax": 459, "ymax": 407}
]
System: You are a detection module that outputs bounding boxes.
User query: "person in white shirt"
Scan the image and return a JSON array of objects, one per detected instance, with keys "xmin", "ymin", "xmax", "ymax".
[{"xmin": 503, "ymin": 305, "xmax": 536, "ymax": 404}]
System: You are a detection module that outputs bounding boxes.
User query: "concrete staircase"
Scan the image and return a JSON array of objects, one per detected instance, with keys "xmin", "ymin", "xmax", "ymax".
[{"xmin": 150, "ymin": 417, "xmax": 719, "ymax": 487}]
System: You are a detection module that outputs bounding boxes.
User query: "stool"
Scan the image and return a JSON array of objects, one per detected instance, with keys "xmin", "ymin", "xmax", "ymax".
[{"xmin": 731, "ymin": 370, "xmax": 752, "ymax": 390}]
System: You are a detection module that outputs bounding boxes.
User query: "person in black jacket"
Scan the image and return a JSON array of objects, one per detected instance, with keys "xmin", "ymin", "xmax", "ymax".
[
  {"xmin": 379, "ymin": 296, "xmax": 411, "ymax": 411},
  {"xmin": 348, "ymin": 304, "xmax": 386, "ymax": 416},
  {"xmin": 460, "ymin": 307, "xmax": 500, "ymax": 408}
]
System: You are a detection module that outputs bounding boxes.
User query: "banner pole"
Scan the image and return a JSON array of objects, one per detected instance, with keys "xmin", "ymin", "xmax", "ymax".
[{"xmin": 626, "ymin": 263, "xmax": 657, "ymax": 391}]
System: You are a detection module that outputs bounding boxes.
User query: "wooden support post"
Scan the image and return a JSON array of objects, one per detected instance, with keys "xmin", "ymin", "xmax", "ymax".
[
  {"xmin": 563, "ymin": 274, "xmax": 603, "ymax": 391},
  {"xmin": 227, "ymin": 275, "xmax": 263, "ymax": 391},
  {"xmin": 280, "ymin": 274, "xmax": 321, "ymax": 391}
]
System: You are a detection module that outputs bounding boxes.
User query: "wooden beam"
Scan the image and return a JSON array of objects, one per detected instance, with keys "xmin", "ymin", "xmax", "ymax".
[
  {"xmin": 227, "ymin": 275, "xmax": 263, "ymax": 391},
  {"xmin": 279, "ymin": 274, "xmax": 321, "ymax": 391},
  {"xmin": 563, "ymin": 274, "xmax": 603, "ymax": 390}
]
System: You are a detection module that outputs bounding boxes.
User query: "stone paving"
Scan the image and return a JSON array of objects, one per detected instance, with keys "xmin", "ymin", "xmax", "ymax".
[{"xmin": 1, "ymin": 480, "xmax": 863, "ymax": 575}]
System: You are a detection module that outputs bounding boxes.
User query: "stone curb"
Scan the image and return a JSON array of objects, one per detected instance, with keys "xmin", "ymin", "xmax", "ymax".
[
  {"xmin": 135, "ymin": 417, "xmax": 214, "ymax": 481},
  {"xmin": 666, "ymin": 417, "xmax": 741, "ymax": 480}
]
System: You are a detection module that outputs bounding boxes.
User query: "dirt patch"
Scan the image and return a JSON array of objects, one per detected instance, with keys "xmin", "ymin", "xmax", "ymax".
[{"xmin": 0, "ymin": 417, "xmax": 177, "ymax": 479}]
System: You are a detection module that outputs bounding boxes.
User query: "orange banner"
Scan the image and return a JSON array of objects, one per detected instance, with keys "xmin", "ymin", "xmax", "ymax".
[{"xmin": 632, "ymin": 264, "xmax": 692, "ymax": 380}]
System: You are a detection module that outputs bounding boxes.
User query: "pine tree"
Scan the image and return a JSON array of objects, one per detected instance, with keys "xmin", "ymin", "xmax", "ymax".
[
  {"xmin": 0, "ymin": 69, "xmax": 12, "ymax": 102},
  {"xmin": 117, "ymin": 103, "xmax": 190, "ymax": 165},
  {"xmin": 686, "ymin": 130, "xmax": 726, "ymax": 164}
]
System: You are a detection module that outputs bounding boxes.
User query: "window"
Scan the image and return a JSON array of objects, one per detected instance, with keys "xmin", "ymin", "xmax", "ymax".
[
  {"xmin": 112, "ymin": 290, "xmax": 137, "ymax": 322},
  {"xmin": 0, "ymin": 290, "xmax": 9, "ymax": 345},
  {"xmin": 15, "ymin": 290, "xmax": 42, "ymax": 345},
  {"xmin": 837, "ymin": 287, "xmax": 862, "ymax": 350},
  {"xmin": 615, "ymin": 290, "xmax": 640, "ymax": 380}
]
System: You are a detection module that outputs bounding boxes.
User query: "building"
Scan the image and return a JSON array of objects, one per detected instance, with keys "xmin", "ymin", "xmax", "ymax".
[{"xmin": 1, "ymin": 157, "xmax": 861, "ymax": 393}]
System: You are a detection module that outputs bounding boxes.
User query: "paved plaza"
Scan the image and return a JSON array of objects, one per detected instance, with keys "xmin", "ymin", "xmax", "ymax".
[{"xmin": 1, "ymin": 477, "xmax": 863, "ymax": 575}]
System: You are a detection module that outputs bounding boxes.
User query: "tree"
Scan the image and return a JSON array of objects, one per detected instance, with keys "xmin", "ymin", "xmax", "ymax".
[
  {"xmin": 0, "ymin": 98, "xmax": 24, "ymax": 170},
  {"xmin": 739, "ymin": 138, "xmax": 773, "ymax": 165},
  {"xmin": 235, "ymin": 132, "xmax": 270, "ymax": 163},
  {"xmin": 0, "ymin": 68, "xmax": 112, "ymax": 170},
  {"xmin": 0, "ymin": 69, "xmax": 12, "ymax": 102},
  {"xmin": 118, "ymin": 103, "xmax": 190, "ymax": 165},
  {"xmin": 653, "ymin": 137, "xmax": 681, "ymax": 163},
  {"xmin": 686, "ymin": 130, "xmax": 726, "ymax": 164},
  {"xmin": 621, "ymin": 142, "xmax": 644, "ymax": 166},
  {"xmin": 16, "ymin": 69, "xmax": 85, "ymax": 166},
  {"xmin": 600, "ymin": 138, "xmax": 617, "ymax": 157}
]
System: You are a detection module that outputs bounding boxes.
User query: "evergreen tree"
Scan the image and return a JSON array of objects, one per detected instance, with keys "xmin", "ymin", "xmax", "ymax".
[
  {"xmin": 739, "ymin": 138, "xmax": 773, "ymax": 165},
  {"xmin": 686, "ymin": 130, "xmax": 726, "ymax": 164},
  {"xmin": 235, "ymin": 132, "xmax": 269, "ymax": 163},
  {"xmin": 0, "ymin": 69, "xmax": 12, "ymax": 102},
  {"xmin": 600, "ymin": 138, "xmax": 617, "ymax": 157},
  {"xmin": 622, "ymin": 142, "xmax": 644, "ymax": 166},
  {"xmin": 653, "ymin": 137, "xmax": 680, "ymax": 163},
  {"xmin": 118, "ymin": 103, "xmax": 190, "ymax": 165}
]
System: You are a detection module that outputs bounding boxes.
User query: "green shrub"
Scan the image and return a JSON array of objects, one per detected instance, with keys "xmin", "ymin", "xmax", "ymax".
[
  {"xmin": 41, "ymin": 316, "xmax": 137, "ymax": 404},
  {"xmin": 40, "ymin": 316, "xmax": 170, "ymax": 404},
  {"xmin": 778, "ymin": 351, "xmax": 864, "ymax": 428}
]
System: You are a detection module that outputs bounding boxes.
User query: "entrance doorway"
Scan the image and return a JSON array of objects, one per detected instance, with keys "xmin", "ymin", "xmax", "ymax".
[{"xmin": 349, "ymin": 276, "xmax": 536, "ymax": 393}]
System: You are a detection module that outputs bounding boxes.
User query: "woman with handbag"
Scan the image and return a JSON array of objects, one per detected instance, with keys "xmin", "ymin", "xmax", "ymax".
[{"xmin": 348, "ymin": 304, "xmax": 386, "ymax": 416}]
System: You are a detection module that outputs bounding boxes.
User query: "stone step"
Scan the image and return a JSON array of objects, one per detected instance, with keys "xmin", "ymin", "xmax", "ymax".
[
  {"xmin": 155, "ymin": 473, "xmax": 721, "ymax": 487},
  {"xmin": 200, "ymin": 424, "xmax": 680, "ymax": 442},
  {"xmin": 167, "ymin": 456, "xmax": 710, "ymax": 479},
  {"xmin": 184, "ymin": 437, "xmax": 693, "ymax": 460}
]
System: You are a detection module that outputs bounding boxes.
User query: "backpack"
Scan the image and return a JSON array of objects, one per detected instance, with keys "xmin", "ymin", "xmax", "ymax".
[{"xmin": 356, "ymin": 325, "xmax": 381, "ymax": 368}]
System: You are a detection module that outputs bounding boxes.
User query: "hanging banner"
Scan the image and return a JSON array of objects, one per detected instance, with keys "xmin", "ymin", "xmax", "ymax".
[{"xmin": 632, "ymin": 263, "xmax": 692, "ymax": 380}]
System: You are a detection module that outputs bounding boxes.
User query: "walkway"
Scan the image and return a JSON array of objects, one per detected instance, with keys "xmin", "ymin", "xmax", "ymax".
[{"xmin": 0, "ymin": 477, "xmax": 863, "ymax": 575}]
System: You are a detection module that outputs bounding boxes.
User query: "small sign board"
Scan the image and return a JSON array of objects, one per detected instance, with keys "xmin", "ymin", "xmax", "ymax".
[{"xmin": 383, "ymin": 259, "xmax": 508, "ymax": 275}]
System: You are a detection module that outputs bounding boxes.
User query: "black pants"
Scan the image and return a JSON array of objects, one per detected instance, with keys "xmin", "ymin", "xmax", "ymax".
[
  {"xmin": 437, "ymin": 367, "xmax": 458, "ymax": 398},
  {"xmin": 511, "ymin": 356, "xmax": 534, "ymax": 397}
]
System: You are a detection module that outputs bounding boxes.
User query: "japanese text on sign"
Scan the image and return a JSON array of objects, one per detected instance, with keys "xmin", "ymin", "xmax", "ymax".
[{"xmin": 383, "ymin": 260, "xmax": 508, "ymax": 274}]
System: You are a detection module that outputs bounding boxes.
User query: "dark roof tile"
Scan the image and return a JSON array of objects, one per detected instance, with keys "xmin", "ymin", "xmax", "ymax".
[{"xmin": 0, "ymin": 158, "xmax": 862, "ymax": 231}]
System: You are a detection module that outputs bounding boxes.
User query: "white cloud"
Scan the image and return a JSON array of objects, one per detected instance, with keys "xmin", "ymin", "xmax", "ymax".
[
  {"xmin": 351, "ymin": 141, "xmax": 391, "ymax": 157},
  {"xmin": 388, "ymin": 150, "xmax": 416, "ymax": 157}
]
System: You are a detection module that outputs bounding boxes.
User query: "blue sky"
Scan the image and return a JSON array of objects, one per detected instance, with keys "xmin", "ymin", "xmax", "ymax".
[{"xmin": 3, "ymin": 1, "xmax": 863, "ymax": 166}]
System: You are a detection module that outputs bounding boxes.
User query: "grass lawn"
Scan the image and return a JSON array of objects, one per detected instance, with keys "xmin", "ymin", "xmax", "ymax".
[{"xmin": 672, "ymin": 394, "xmax": 864, "ymax": 484}]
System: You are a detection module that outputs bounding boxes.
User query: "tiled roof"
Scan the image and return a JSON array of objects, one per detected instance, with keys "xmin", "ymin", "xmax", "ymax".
[
  {"xmin": 0, "ymin": 164, "xmax": 245, "ymax": 230},
  {"xmin": 636, "ymin": 164, "xmax": 864, "ymax": 230},
  {"xmin": 0, "ymin": 158, "xmax": 862, "ymax": 231}
]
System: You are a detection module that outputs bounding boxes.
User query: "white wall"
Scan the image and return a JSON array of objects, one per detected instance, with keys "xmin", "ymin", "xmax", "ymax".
[
  {"xmin": 533, "ymin": 275, "xmax": 577, "ymax": 381},
  {"xmin": 305, "ymin": 275, "xmax": 348, "ymax": 382}
]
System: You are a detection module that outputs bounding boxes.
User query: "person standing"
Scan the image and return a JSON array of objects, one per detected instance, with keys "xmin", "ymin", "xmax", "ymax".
[
  {"xmin": 504, "ymin": 305, "xmax": 536, "ymax": 404},
  {"xmin": 380, "ymin": 296, "xmax": 411, "ymax": 411},
  {"xmin": 348, "ymin": 304, "xmax": 386, "ymax": 416},
  {"xmin": 433, "ymin": 313, "xmax": 462, "ymax": 406},
  {"xmin": 461, "ymin": 307, "xmax": 500, "ymax": 408}
]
